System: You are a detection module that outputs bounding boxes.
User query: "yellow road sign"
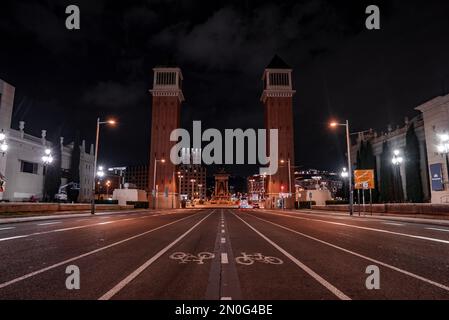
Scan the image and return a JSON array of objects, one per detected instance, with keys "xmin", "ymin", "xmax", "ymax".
[{"xmin": 354, "ymin": 169, "xmax": 375, "ymax": 189}]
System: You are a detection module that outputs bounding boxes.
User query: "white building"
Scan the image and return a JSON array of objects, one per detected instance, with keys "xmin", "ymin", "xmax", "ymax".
[
  {"xmin": 416, "ymin": 94, "xmax": 449, "ymax": 203},
  {"xmin": 0, "ymin": 79, "xmax": 95, "ymax": 202}
]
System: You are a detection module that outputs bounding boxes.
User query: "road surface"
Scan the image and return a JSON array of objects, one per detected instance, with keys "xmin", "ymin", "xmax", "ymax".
[{"xmin": 0, "ymin": 208, "xmax": 448, "ymax": 300}]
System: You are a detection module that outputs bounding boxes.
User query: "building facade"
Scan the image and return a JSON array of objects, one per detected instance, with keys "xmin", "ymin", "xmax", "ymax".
[
  {"xmin": 124, "ymin": 165, "xmax": 149, "ymax": 191},
  {"xmin": 350, "ymin": 115, "xmax": 430, "ymax": 203},
  {"xmin": 261, "ymin": 55, "xmax": 296, "ymax": 209},
  {"xmin": 0, "ymin": 79, "xmax": 95, "ymax": 202},
  {"xmin": 178, "ymin": 164, "xmax": 206, "ymax": 200},
  {"xmin": 416, "ymin": 94, "xmax": 449, "ymax": 203}
]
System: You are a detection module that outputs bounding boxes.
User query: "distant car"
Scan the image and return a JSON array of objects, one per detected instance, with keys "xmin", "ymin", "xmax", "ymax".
[
  {"xmin": 239, "ymin": 199, "xmax": 253, "ymax": 209},
  {"xmin": 252, "ymin": 202, "xmax": 260, "ymax": 209}
]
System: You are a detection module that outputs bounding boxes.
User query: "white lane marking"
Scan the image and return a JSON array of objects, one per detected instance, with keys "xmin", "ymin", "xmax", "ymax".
[
  {"xmin": 221, "ymin": 297, "xmax": 232, "ymax": 300},
  {"xmin": 248, "ymin": 213, "xmax": 449, "ymax": 293},
  {"xmin": 260, "ymin": 210, "xmax": 449, "ymax": 245},
  {"xmin": 221, "ymin": 253, "xmax": 229, "ymax": 264},
  {"xmin": 0, "ymin": 210, "xmax": 179, "ymax": 242},
  {"xmin": 221, "ymin": 237, "xmax": 226, "ymax": 244},
  {"xmin": 426, "ymin": 227, "xmax": 449, "ymax": 233},
  {"xmin": 383, "ymin": 222, "xmax": 404, "ymax": 226},
  {"xmin": 98, "ymin": 221, "xmax": 114, "ymax": 225},
  {"xmin": 99, "ymin": 213, "xmax": 212, "ymax": 300},
  {"xmin": 0, "ymin": 227, "xmax": 15, "ymax": 231},
  {"xmin": 0, "ymin": 212, "xmax": 203, "ymax": 289},
  {"xmin": 221, "ymin": 229, "xmax": 225, "ymax": 233},
  {"xmin": 233, "ymin": 212, "xmax": 350, "ymax": 300},
  {"xmin": 0, "ymin": 235, "xmax": 27, "ymax": 241},
  {"xmin": 37, "ymin": 221, "xmax": 62, "ymax": 226}
]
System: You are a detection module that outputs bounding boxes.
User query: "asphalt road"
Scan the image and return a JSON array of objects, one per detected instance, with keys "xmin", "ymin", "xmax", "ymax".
[{"xmin": 0, "ymin": 208, "xmax": 448, "ymax": 300}]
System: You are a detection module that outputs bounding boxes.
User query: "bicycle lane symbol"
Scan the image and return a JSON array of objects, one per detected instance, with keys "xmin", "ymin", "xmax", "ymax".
[
  {"xmin": 169, "ymin": 252, "xmax": 215, "ymax": 264},
  {"xmin": 235, "ymin": 252, "xmax": 283, "ymax": 266}
]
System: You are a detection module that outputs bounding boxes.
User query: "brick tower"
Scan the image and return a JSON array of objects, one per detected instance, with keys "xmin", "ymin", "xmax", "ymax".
[
  {"xmin": 261, "ymin": 55, "xmax": 296, "ymax": 209},
  {"xmin": 149, "ymin": 66, "xmax": 184, "ymax": 208}
]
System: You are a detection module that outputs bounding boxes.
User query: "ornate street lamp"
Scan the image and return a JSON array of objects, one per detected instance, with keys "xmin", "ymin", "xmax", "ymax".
[
  {"xmin": 0, "ymin": 130, "xmax": 8, "ymax": 155},
  {"xmin": 41, "ymin": 148, "xmax": 53, "ymax": 201}
]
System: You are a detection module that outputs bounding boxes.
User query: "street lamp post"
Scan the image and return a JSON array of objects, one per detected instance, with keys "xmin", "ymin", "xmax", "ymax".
[
  {"xmin": 178, "ymin": 173, "xmax": 183, "ymax": 206},
  {"xmin": 0, "ymin": 130, "xmax": 8, "ymax": 201},
  {"xmin": 41, "ymin": 148, "xmax": 53, "ymax": 201},
  {"xmin": 190, "ymin": 179, "xmax": 196, "ymax": 204},
  {"xmin": 106, "ymin": 180, "xmax": 111, "ymax": 198},
  {"xmin": 91, "ymin": 118, "xmax": 116, "ymax": 215},
  {"xmin": 198, "ymin": 184, "xmax": 203, "ymax": 201},
  {"xmin": 330, "ymin": 120, "xmax": 354, "ymax": 216},
  {"xmin": 391, "ymin": 149, "xmax": 404, "ymax": 202},
  {"xmin": 261, "ymin": 173, "xmax": 266, "ymax": 202},
  {"xmin": 437, "ymin": 133, "xmax": 449, "ymax": 185},
  {"xmin": 152, "ymin": 158, "xmax": 166, "ymax": 209},
  {"xmin": 280, "ymin": 158, "xmax": 292, "ymax": 207}
]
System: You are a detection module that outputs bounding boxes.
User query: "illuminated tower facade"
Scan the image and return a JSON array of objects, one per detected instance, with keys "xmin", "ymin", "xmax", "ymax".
[
  {"xmin": 261, "ymin": 55, "xmax": 296, "ymax": 209},
  {"xmin": 149, "ymin": 67, "xmax": 184, "ymax": 208}
]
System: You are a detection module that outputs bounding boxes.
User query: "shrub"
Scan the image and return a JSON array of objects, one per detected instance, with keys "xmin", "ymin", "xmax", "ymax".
[
  {"xmin": 325, "ymin": 200, "xmax": 348, "ymax": 205},
  {"xmin": 94, "ymin": 199, "xmax": 118, "ymax": 205},
  {"xmin": 296, "ymin": 201, "xmax": 316, "ymax": 209},
  {"xmin": 126, "ymin": 201, "xmax": 149, "ymax": 209}
]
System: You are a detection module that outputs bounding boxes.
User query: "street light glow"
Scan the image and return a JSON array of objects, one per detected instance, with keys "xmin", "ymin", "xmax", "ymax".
[
  {"xmin": 438, "ymin": 133, "xmax": 449, "ymax": 142},
  {"xmin": 107, "ymin": 119, "xmax": 116, "ymax": 125},
  {"xmin": 392, "ymin": 149, "xmax": 403, "ymax": 165}
]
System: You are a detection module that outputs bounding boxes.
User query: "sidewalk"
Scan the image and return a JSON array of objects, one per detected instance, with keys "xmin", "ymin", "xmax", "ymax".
[{"xmin": 301, "ymin": 209, "xmax": 449, "ymax": 226}]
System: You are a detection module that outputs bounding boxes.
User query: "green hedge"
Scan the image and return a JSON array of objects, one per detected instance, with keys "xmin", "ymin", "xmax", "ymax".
[
  {"xmin": 296, "ymin": 201, "xmax": 316, "ymax": 209},
  {"xmin": 325, "ymin": 200, "xmax": 348, "ymax": 205},
  {"xmin": 126, "ymin": 201, "xmax": 149, "ymax": 209}
]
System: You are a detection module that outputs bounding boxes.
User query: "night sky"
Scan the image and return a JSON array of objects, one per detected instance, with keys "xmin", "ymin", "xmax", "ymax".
[{"xmin": 1, "ymin": 0, "xmax": 449, "ymax": 176}]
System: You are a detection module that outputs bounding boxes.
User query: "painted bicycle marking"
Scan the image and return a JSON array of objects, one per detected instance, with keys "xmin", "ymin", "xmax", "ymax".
[
  {"xmin": 169, "ymin": 252, "xmax": 215, "ymax": 264},
  {"xmin": 235, "ymin": 252, "xmax": 283, "ymax": 265}
]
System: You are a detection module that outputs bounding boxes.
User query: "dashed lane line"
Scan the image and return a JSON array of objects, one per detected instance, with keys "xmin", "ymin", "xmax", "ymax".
[
  {"xmin": 37, "ymin": 221, "xmax": 62, "ymax": 226},
  {"xmin": 0, "ymin": 227, "xmax": 15, "ymax": 231},
  {"xmin": 221, "ymin": 253, "xmax": 229, "ymax": 264},
  {"xmin": 427, "ymin": 227, "xmax": 449, "ymax": 233}
]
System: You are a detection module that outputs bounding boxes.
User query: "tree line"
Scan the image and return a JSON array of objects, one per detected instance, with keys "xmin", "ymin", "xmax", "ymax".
[{"xmin": 355, "ymin": 123, "xmax": 424, "ymax": 203}]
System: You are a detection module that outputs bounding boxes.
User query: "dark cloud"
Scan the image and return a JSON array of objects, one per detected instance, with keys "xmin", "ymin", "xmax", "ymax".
[{"xmin": 83, "ymin": 81, "xmax": 147, "ymax": 109}]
